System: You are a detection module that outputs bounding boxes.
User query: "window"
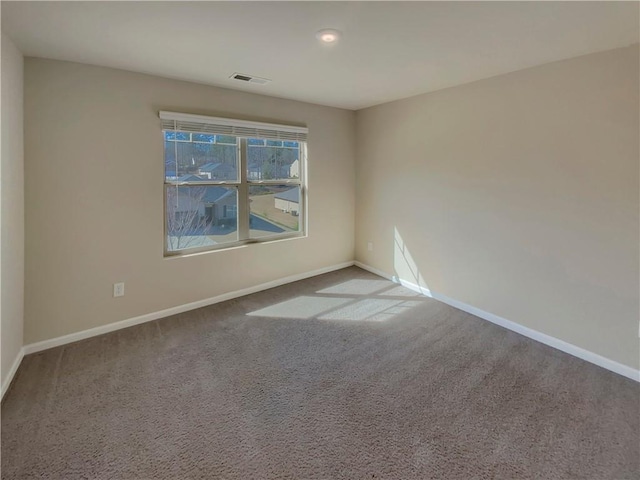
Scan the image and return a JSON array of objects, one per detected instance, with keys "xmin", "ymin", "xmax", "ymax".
[{"xmin": 161, "ymin": 111, "xmax": 307, "ymax": 255}]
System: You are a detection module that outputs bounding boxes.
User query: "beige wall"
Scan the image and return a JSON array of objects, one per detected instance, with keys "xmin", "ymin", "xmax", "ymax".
[
  {"xmin": 1, "ymin": 33, "xmax": 25, "ymax": 386},
  {"xmin": 20, "ymin": 46, "xmax": 640, "ymax": 371},
  {"xmin": 355, "ymin": 45, "xmax": 639, "ymax": 369},
  {"xmin": 24, "ymin": 58, "xmax": 355, "ymax": 343}
]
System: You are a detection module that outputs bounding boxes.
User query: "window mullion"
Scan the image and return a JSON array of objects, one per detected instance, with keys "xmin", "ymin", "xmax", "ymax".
[{"xmin": 237, "ymin": 138, "xmax": 250, "ymax": 241}]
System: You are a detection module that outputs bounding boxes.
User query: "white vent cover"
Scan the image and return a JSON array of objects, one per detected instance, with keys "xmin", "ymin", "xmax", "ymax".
[{"xmin": 230, "ymin": 73, "xmax": 271, "ymax": 85}]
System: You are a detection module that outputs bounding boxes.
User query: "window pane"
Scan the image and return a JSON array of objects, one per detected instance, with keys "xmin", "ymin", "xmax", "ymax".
[
  {"xmin": 192, "ymin": 133, "xmax": 215, "ymax": 143},
  {"xmin": 164, "ymin": 131, "xmax": 238, "ymax": 182},
  {"xmin": 249, "ymin": 185, "xmax": 301, "ymax": 238},
  {"xmin": 166, "ymin": 186, "xmax": 238, "ymax": 252},
  {"xmin": 247, "ymin": 139, "xmax": 300, "ymax": 180},
  {"xmin": 216, "ymin": 135, "xmax": 237, "ymax": 145},
  {"xmin": 165, "ymin": 131, "xmax": 191, "ymax": 141}
]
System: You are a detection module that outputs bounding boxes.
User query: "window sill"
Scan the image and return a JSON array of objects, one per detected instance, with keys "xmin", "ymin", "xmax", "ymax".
[{"xmin": 164, "ymin": 232, "xmax": 307, "ymax": 259}]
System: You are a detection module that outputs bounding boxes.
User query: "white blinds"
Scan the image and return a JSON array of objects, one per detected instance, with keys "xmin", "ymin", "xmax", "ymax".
[{"xmin": 159, "ymin": 111, "xmax": 308, "ymax": 142}]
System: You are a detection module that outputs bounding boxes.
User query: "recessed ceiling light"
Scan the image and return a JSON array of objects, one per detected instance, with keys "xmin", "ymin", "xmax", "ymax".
[{"xmin": 316, "ymin": 29, "xmax": 341, "ymax": 44}]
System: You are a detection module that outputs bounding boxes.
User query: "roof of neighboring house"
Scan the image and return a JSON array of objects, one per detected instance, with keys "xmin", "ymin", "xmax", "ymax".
[
  {"xmin": 176, "ymin": 174, "xmax": 206, "ymax": 182},
  {"xmin": 198, "ymin": 162, "xmax": 235, "ymax": 172},
  {"xmin": 198, "ymin": 162, "xmax": 220, "ymax": 172},
  {"xmin": 176, "ymin": 185, "xmax": 233, "ymax": 204},
  {"xmin": 274, "ymin": 187, "xmax": 299, "ymax": 203},
  {"xmin": 203, "ymin": 186, "xmax": 235, "ymax": 204}
]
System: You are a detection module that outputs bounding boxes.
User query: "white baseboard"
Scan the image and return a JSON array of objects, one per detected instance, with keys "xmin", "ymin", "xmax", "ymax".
[
  {"xmin": 1, "ymin": 348, "xmax": 25, "ymax": 400},
  {"xmin": 14, "ymin": 259, "xmax": 638, "ymax": 390},
  {"xmin": 355, "ymin": 261, "xmax": 640, "ymax": 382},
  {"xmin": 23, "ymin": 261, "xmax": 355, "ymax": 356}
]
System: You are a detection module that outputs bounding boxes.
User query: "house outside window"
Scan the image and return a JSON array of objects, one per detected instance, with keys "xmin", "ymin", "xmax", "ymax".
[{"xmin": 161, "ymin": 111, "xmax": 307, "ymax": 255}]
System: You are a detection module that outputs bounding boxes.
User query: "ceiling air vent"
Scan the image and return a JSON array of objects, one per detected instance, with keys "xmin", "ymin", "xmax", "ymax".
[{"xmin": 230, "ymin": 73, "xmax": 271, "ymax": 85}]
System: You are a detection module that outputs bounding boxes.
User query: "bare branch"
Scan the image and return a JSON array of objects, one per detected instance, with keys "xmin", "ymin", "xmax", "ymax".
[{"xmin": 166, "ymin": 186, "xmax": 213, "ymax": 250}]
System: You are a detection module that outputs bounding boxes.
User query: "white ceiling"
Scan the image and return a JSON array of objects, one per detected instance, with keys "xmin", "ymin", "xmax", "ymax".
[{"xmin": 2, "ymin": 1, "xmax": 638, "ymax": 110}]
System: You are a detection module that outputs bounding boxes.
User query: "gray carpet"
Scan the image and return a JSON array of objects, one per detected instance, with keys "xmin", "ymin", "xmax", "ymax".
[{"xmin": 2, "ymin": 267, "xmax": 639, "ymax": 479}]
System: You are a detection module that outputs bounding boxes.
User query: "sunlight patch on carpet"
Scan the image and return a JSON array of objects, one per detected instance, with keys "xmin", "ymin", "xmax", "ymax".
[
  {"xmin": 316, "ymin": 279, "xmax": 391, "ymax": 296},
  {"xmin": 319, "ymin": 299, "xmax": 423, "ymax": 322},
  {"xmin": 247, "ymin": 296, "xmax": 352, "ymax": 319}
]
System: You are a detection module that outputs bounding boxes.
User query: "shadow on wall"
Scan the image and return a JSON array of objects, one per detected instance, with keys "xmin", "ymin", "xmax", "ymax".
[
  {"xmin": 393, "ymin": 227, "xmax": 432, "ymax": 296},
  {"xmin": 247, "ymin": 278, "xmax": 426, "ymax": 322}
]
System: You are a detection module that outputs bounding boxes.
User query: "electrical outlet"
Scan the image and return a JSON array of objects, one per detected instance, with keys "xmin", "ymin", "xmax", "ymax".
[
  {"xmin": 113, "ymin": 282, "xmax": 125, "ymax": 297},
  {"xmin": 367, "ymin": 241, "xmax": 373, "ymax": 252}
]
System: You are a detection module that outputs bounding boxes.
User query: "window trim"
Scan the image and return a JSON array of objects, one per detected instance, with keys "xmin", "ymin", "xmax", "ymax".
[{"xmin": 161, "ymin": 113, "xmax": 308, "ymax": 257}]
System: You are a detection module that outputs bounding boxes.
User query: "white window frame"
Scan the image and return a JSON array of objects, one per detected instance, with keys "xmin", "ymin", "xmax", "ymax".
[{"xmin": 161, "ymin": 111, "xmax": 308, "ymax": 257}]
